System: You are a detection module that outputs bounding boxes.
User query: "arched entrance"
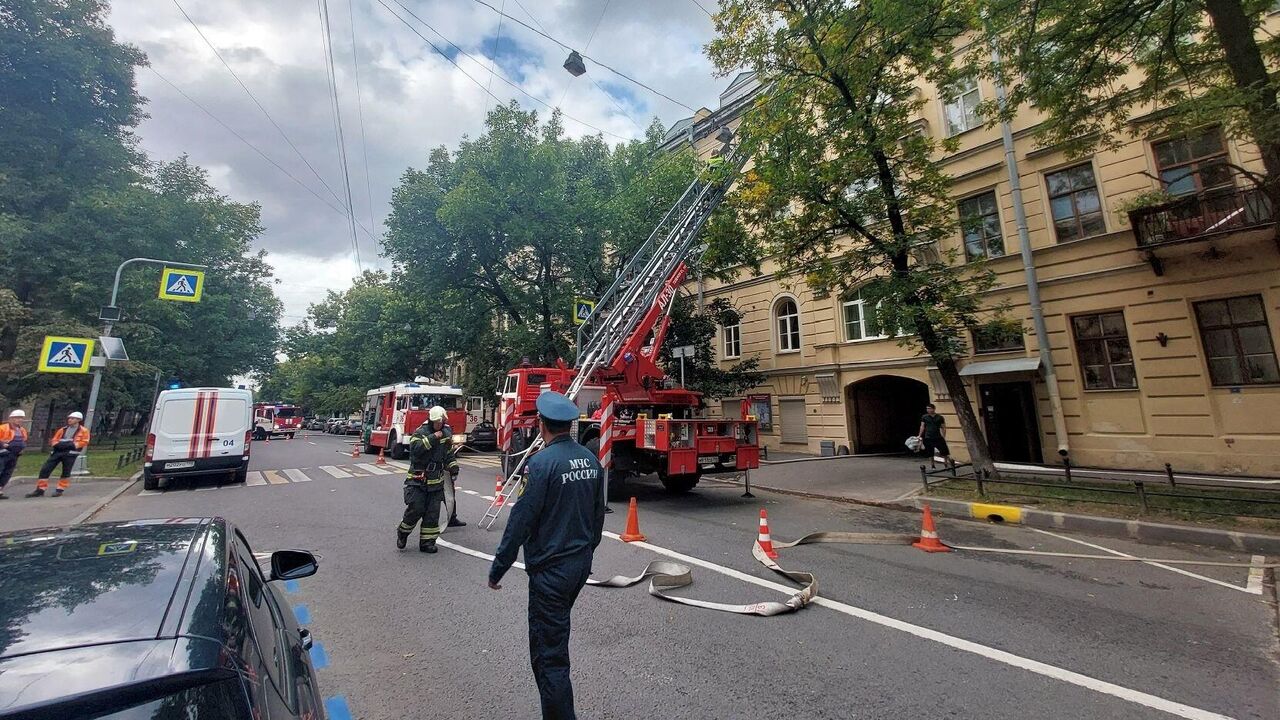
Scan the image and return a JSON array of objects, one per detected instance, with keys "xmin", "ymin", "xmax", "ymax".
[{"xmin": 846, "ymin": 375, "xmax": 931, "ymax": 454}]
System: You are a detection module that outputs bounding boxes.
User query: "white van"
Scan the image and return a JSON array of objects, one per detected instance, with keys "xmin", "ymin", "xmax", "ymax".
[{"xmin": 144, "ymin": 387, "xmax": 253, "ymax": 491}]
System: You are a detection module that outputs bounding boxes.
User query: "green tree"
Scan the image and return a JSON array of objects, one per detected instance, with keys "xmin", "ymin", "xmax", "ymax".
[
  {"xmin": 659, "ymin": 296, "xmax": 766, "ymax": 400},
  {"xmin": 707, "ymin": 0, "xmax": 1001, "ymax": 475},
  {"xmin": 982, "ymin": 0, "xmax": 1280, "ymax": 194}
]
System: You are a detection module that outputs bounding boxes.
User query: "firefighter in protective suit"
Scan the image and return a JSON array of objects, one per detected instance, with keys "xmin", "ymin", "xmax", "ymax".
[{"xmin": 396, "ymin": 406, "xmax": 460, "ymax": 552}]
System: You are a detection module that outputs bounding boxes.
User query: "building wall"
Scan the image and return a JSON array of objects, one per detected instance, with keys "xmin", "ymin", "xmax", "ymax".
[{"xmin": 683, "ymin": 52, "xmax": 1280, "ymax": 475}]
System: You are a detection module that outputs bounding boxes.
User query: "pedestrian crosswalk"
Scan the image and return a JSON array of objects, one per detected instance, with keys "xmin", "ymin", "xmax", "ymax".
[{"xmin": 137, "ymin": 453, "xmax": 506, "ymax": 495}]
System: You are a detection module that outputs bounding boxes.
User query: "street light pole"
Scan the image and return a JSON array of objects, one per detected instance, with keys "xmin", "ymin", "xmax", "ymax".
[{"xmin": 74, "ymin": 257, "xmax": 209, "ymax": 475}]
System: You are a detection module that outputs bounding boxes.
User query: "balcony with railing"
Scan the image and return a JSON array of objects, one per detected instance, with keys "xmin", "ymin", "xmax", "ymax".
[{"xmin": 1129, "ymin": 185, "xmax": 1274, "ymax": 248}]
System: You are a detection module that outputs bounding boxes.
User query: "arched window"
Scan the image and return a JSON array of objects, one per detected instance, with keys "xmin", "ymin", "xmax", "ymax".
[{"xmin": 775, "ymin": 298, "xmax": 801, "ymax": 353}]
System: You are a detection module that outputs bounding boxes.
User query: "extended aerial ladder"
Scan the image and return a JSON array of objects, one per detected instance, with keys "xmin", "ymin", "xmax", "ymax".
[{"xmin": 479, "ymin": 140, "xmax": 753, "ymax": 529}]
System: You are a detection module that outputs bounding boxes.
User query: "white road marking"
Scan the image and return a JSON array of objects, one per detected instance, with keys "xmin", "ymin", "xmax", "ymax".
[
  {"xmin": 262, "ymin": 470, "xmax": 289, "ymax": 485},
  {"xmin": 437, "ymin": 533, "xmax": 1232, "ymax": 719},
  {"xmin": 1246, "ymin": 555, "xmax": 1265, "ymax": 595},
  {"xmin": 356, "ymin": 463, "xmax": 394, "ymax": 475},
  {"xmin": 308, "ymin": 441, "xmax": 317, "ymax": 445},
  {"xmin": 195, "ymin": 486, "xmax": 219, "ymax": 492},
  {"xmin": 463, "ymin": 489, "xmax": 479, "ymax": 495},
  {"xmin": 387, "ymin": 460, "xmax": 409, "ymax": 471},
  {"xmin": 138, "ymin": 489, "xmax": 161, "ymax": 496},
  {"xmin": 1027, "ymin": 528, "xmax": 1258, "ymax": 595},
  {"xmin": 320, "ymin": 465, "xmax": 352, "ymax": 478},
  {"xmin": 245, "ymin": 472, "xmax": 267, "ymax": 487},
  {"xmin": 283, "ymin": 468, "xmax": 312, "ymax": 483}
]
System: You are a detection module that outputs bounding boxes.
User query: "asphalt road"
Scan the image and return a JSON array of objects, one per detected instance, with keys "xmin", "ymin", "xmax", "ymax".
[{"xmin": 92, "ymin": 432, "xmax": 1279, "ymax": 720}]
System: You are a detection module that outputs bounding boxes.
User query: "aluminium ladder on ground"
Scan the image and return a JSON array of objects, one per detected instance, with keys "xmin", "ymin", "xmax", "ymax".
[{"xmin": 479, "ymin": 147, "xmax": 751, "ymax": 530}]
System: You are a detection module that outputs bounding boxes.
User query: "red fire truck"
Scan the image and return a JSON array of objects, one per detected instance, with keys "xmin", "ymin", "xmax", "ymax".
[
  {"xmin": 252, "ymin": 402, "xmax": 302, "ymax": 440},
  {"xmin": 362, "ymin": 379, "xmax": 468, "ymax": 458}
]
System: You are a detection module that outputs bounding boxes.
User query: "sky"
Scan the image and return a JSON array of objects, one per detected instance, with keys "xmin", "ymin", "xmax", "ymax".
[{"xmin": 105, "ymin": 0, "xmax": 730, "ymax": 326}]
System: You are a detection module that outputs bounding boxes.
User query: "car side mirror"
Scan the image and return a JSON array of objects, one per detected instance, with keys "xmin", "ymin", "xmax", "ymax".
[{"xmin": 269, "ymin": 549, "xmax": 318, "ymax": 581}]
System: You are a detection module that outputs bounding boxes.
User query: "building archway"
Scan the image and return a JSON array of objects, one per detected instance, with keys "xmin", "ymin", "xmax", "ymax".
[{"xmin": 846, "ymin": 375, "xmax": 931, "ymax": 454}]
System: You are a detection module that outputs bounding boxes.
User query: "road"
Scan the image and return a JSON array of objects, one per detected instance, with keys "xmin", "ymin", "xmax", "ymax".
[{"xmin": 90, "ymin": 431, "xmax": 1279, "ymax": 720}]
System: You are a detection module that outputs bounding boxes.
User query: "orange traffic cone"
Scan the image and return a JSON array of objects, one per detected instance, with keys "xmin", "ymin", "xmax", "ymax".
[
  {"xmin": 350, "ymin": 443, "xmax": 360, "ymax": 459},
  {"xmin": 493, "ymin": 475, "xmax": 505, "ymax": 507},
  {"xmin": 375, "ymin": 447, "xmax": 388, "ymax": 466},
  {"xmin": 756, "ymin": 508, "xmax": 779, "ymax": 559},
  {"xmin": 912, "ymin": 504, "xmax": 952, "ymax": 553},
  {"xmin": 620, "ymin": 497, "xmax": 646, "ymax": 543}
]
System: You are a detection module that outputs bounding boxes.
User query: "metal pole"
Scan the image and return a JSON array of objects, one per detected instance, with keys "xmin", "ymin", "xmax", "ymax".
[
  {"xmin": 990, "ymin": 44, "xmax": 1070, "ymax": 459},
  {"xmin": 680, "ymin": 354, "xmax": 686, "ymax": 388},
  {"xmin": 75, "ymin": 258, "xmax": 208, "ymax": 475}
]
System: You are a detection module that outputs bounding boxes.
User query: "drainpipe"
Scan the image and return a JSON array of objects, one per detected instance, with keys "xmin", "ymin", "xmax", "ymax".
[{"xmin": 990, "ymin": 44, "xmax": 1070, "ymax": 458}]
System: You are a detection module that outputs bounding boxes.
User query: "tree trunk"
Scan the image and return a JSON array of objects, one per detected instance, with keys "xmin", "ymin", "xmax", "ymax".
[
  {"xmin": 1203, "ymin": 0, "xmax": 1280, "ymax": 182},
  {"xmin": 936, "ymin": 357, "xmax": 997, "ymax": 479}
]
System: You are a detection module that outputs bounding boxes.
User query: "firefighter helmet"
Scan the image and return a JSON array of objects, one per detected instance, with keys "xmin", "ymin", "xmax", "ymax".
[{"xmin": 428, "ymin": 406, "xmax": 446, "ymax": 422}]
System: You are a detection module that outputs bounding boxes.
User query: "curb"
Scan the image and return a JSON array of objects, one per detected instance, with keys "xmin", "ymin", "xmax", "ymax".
[
  {"xmin": 918, "ymin": 496, "xmax": 1280, "ymax": 555},
  {"xmin": 72, "ymin": 472, "xmax": 142, "ymax": 526},
  {"xmin": 701, "ymin": 476, "xmax": 920, "ymax": 512}
]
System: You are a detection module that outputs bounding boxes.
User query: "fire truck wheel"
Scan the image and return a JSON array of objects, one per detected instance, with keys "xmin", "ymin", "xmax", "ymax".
[
  {"xmin": 658, "ymin": 471, "xmax": 701, "ymax": 493},
  {"xmin": 390, "ymin": 434, "xmax": 406, "ymax": 459}
]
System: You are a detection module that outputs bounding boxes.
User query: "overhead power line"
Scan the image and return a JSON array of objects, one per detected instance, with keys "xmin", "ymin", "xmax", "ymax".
[
  {"xmin": 463, "ymin": 0, "xmax": 699, "ymax": 112},
  {"xmin": 347, "ymin": 0, "xmax": 378, "ymax": 236},
  {"xmin": 317, "ymin": 0, "xmax": 364, "ymax": 271}
]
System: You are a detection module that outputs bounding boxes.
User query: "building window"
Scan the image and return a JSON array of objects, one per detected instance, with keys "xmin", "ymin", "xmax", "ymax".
[
  {"xmin": 722, "ymin": 320, "xmax": 741, "ymax": 359},
  {"xmin": 1071, "ymin": 311, "xmax": 1137, "ymax": 390},
  {"xmin": 972, "ymin": 320, "xmax": 1025, "ymax": 354},
  {"xmin": 1153, "ymin": 127, "xmax": 1232, "ymax": 196},
  {"xmin": 958, "ymin": 191, "xmax": 1004, "ymax": 261},
  {"xmin": 1194, "ymin": 295, "xmax": 1280, "ymax": 386},
  {"xmin": 942, "ymin": 77, "xmax": 982, "ymax": 136},
  {"xmin": 1046, "ymin": 163, "xmax": 1106, "ymax": 242},
  {"xmin": 775, "ymin": 298, "xmax": 801, "ymax": 353},
  {"xmin": 842, "ymin": 293, "xmax": 885, "ymax": 342}
]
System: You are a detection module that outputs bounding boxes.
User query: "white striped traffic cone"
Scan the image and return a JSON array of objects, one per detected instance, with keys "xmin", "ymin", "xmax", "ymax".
[{"xmin": 757, "ymin": 508, "xmax": 779, "ymax": 559}]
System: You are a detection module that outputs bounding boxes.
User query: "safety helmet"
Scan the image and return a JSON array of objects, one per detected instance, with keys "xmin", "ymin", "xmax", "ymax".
[
  {"xmin": 68, "ymin": 411, "xmax": 84, "ymax": 420},
  {"xmin": 428, "ymin": 406, "xmax": 446, "ymax": 422},
  {"xmin": 8, "ymin": 409, "xmax": 26, "ymax": 419}
]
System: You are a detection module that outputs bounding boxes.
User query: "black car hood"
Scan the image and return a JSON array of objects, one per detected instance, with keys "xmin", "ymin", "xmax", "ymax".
[{"xmin": 0, "ymin": 520, "xmax": 207, "ymax": 660}]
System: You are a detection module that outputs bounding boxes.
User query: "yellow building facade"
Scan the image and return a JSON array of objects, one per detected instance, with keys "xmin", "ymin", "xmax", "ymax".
[{"xmin": 668, "ymin": 69, "xmax": 1280, "ymax": 476}]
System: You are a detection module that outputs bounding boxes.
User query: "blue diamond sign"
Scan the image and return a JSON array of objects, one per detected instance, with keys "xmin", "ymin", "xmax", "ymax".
[
  {"xmin": 159, "ymin": 267, "xmax": 204, "ymax": 302},
  {"xmin": 38, "ymin": 336, "xmax": 94, "ymax": 374}
]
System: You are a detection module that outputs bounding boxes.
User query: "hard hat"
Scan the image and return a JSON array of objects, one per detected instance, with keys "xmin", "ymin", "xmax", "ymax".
[
  {"xmin": 428, "ymin": 406, "xmax": 446, "ymax": 422},
  {"xmin": 68, "ymin": 411, "xmax": 84, "ymax": 420},
  {"xmin": 8, "ymin": 410, "xmax": 26, "ymax": 419}
]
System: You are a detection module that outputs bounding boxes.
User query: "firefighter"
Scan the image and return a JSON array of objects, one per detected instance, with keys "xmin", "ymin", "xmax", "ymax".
[
  {"xmin": 28, "ymin": 411, "xmax": 90, "ymax": 497},
  {"xmin": 0, "ymin": 409, "xmax": 30, "ymax": 500},
  {"xmin": 396, "ymin": 406, "xmax": 452, "ymax": 552},
  {"xmin": 488, "ymin": 391, "xmax": 606, "ymax": 720}
]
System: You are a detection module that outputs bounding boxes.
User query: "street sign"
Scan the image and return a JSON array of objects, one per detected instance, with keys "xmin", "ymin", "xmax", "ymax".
[
  {"xmin": 572, "ymin": 298, "xmax": 595, "ymax": 325},
  {"xmin": 98, "ymin": 305, "xmax": 122, "ymax": 322},
  {"xmin": 159, "ymin": 267, "xmax": 205, "ymax": 302},
  {"xmin": 671, "ymin": 345, "xmax": 697, "ymax": 358},
  {"xmin": 38, "ymin": 336, "xmax": 94, "ymax": 374}
]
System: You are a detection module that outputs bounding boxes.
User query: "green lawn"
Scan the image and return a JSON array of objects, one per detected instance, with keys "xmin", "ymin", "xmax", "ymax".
[
  {"xmin": 10, "ymin": 436, "xmax": 146, "ymax": 479},
  {"xmin": 928, "ymin": 476, "xmax": 1280, "ymax": 534}
]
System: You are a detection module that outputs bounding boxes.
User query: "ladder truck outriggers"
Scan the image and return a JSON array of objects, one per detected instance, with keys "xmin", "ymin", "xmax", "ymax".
[{"xmin": 483, "ymin": 136, "xmax": 760, "ymax": 529}]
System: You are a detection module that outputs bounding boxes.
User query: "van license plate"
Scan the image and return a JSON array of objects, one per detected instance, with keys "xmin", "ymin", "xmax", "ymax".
[{"xmin": 166, "ymin": 461, "xmax": 195, "ymax": 469}]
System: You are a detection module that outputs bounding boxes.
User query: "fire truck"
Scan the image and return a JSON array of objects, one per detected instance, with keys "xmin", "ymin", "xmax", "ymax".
[
  {"xmin": 252, "ymin": 402, "xmax": 302, "ymax": 440},
  {"xmin": 497, "ymin": 135, "xmax": 759, "ymax": 495},
  {"xmin": 362, "ymin": 379, "xmax": 467, "ymax": 458}
]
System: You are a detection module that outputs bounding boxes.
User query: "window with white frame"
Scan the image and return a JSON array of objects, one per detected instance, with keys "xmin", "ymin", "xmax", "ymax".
[
  {"xmin": 842, "ymin": 292, "xmax": 887, "ymax": 342},
  {"xmin": 775, "ymin": 298, "xmax": 801, "ymax": 352},
  {"xmin": 722, "ymin": 320, "xmax": 741, "ymax": 359},
  {"xmin": 943, "ymin": 77, "xmax": 982, "ymax": 136}
]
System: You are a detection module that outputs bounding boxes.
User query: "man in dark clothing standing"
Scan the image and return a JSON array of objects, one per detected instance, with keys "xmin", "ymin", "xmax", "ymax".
[
  {"xmin": 488, "ymin": 391, "xmax": 606, "ymax": 720},
  {"xmin": 916, "ymin": 403, "xmax": 951, "ymax": 465},
  {"xmin": 396, "ymin": 406, "xmax": 458, "ymax": 553}
]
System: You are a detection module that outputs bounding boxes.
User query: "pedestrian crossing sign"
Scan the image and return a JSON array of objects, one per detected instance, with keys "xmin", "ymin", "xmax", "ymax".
[
  {"xmin": 159, "ymin": 267, "xmax": 204, "ymax": 302},
  {"xmin": 38, "ymin": 335, "xmax": 94, "ymax": 374},
  {"xmin": 572, "ymin": 298, "xmax": 595, "ymax": 325}
]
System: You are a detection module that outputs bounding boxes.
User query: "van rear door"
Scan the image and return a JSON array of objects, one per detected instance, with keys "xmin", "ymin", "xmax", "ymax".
[{"xmin": 156, "ymin": 391, "xmax": 250, "ymax": 461}]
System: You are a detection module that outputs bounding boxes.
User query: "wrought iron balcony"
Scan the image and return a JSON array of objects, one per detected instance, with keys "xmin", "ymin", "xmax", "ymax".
[{"xmin": 1129, "ymin": 185, "xmax": 1274, "ymax": 248}]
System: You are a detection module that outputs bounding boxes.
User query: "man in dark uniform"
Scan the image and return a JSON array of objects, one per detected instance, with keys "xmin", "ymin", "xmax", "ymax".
[
  {"xmin": 488, "ymin": 391, "xmax": 606, "ymax": 720},
  {"xmin": 396, "ymin": 406, "xmax": 460, "ymax": 552},
  {"xmin": 916, "ymin": 403, "xmax": 952, "ymax": 467}
]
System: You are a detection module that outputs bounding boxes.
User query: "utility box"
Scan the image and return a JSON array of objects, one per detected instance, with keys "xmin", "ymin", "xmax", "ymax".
[{"xmin": 820, "ymin": 440, "xmax": 836, "ymax": 457}]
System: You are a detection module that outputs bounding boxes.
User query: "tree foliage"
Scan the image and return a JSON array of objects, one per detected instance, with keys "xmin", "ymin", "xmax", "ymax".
[
  {"xmin": 660, "ymin": 296, "xmax": 766, "ymax": 400},
  {"xmin": 706, "ymin": 0, "xmax": 1001, "ymax": 473}
]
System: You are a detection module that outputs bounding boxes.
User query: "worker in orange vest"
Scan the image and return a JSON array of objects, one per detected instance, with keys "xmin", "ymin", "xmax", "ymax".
[
  {"xmin": 0, "ymin": 409, "xmax": 30, "ymax": 499},
  {"xmin": 28, "ymin": 411, "xmax": 91, "ymax": 497}
]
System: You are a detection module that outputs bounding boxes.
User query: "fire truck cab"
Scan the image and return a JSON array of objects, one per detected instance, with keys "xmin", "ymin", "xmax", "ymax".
[
  {"xmin": 363, "ymin": 379, "xmax": 468, "ymax": 459},
  {"xmin": 252, "ymin": 402, "xmax": 301, "ymax": 440}
]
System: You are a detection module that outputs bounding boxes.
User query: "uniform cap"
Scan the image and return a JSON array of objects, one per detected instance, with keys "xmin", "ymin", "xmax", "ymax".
[
  {"xmin": 68, "ymin": 411, "xmax": 84, "ymax": 420},
  {"xmin": 8, "ymin": 410, "xmax": 25, "ymax": 419},
  {"xmin": 428, "ymin": 406, "xmax": 446, "ymax": 422},
  {"xmin": 535, "ymin": 391, "xmax": 579, "ymax": 423}
]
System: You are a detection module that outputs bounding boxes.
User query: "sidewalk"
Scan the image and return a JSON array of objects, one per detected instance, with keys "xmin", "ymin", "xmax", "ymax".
[
  {"xmin": 710, "ymin": 453, "xmax": 924, "ymax": 504},
  {"xmin": 0, "ymin": 476, "xmax": 137, "ymax": 532}
]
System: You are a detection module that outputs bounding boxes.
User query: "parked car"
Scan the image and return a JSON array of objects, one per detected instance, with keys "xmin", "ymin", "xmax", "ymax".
[
  {"xmin": 343, "ymin": 418, "xmax": 363, "ymax": 435},
  {"xmin": 468, "ymin": 420, "xmax": 497, "ymax": 450},
  {"xmin": 0, "ymin": 518, "xmax": 323, "ymax": 719},
  {"xmin": 144, "ymin": 387, "xmax": 253, "ymax": 491},
  {"xmin": 325, "ymin": 418, "xmax": 343, "ymax": 434},
  {"xmin": 306, "ymin": 417, "xmax": 326, "ymax": 431}
]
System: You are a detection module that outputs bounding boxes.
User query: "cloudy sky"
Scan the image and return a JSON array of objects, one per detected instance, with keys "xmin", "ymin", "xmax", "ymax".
[{"xmin": 105, "ymin": 0, "xmax": 730, "ymax": 325}]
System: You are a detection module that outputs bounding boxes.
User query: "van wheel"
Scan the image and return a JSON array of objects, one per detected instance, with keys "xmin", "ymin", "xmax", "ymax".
[
  {"xmin": 235, "ymin": 466, "xmax": 248, "ymax": 484},
  {"xmin": 143, "ymin": 470, "xmax": 159, "ymax": 492}
]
